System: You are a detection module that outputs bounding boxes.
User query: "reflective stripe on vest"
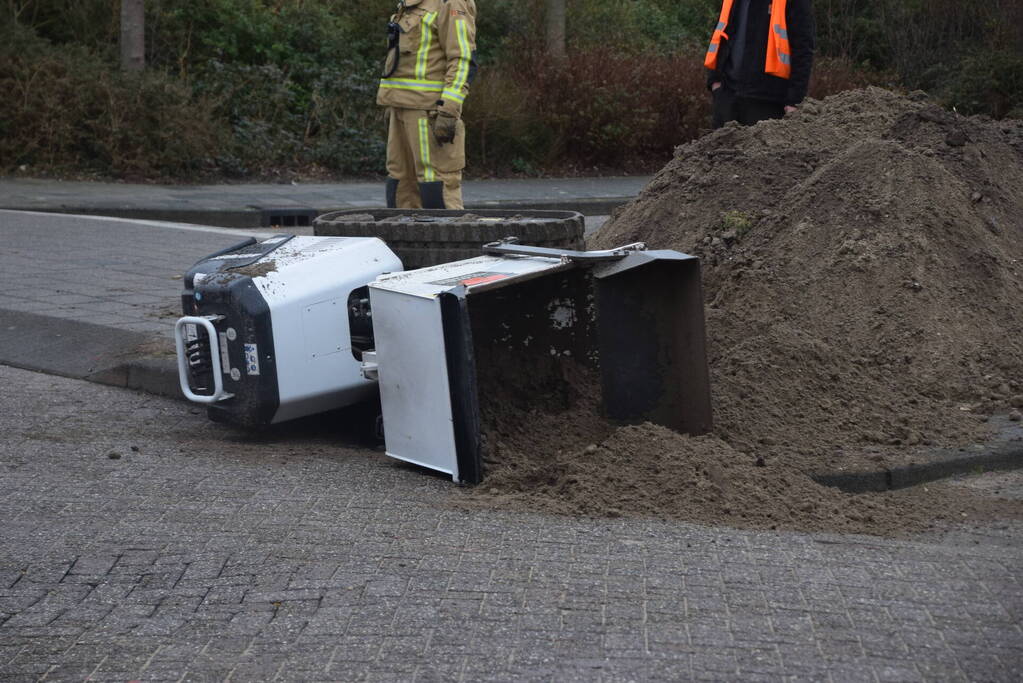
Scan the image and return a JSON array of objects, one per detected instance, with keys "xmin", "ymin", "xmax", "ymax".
[
  {"xmin": 703, "ymin": 0, "xmax": 734, "ymax": 71},
  {"xmin": 765, "ymin": 1, "xmax": 792, "ymax": 79},
  {"xmin": 704, "ymin": 0, "xmax": 792, "ymax": 80}
]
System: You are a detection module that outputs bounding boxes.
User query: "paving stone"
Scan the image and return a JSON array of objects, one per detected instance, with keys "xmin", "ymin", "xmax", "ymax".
[{"xmin": 0, "ymin": 366, "xmax": 1021, "ymax": 681}]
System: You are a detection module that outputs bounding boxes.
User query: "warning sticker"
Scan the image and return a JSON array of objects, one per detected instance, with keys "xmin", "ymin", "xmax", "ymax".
[
  {"xmin": 429, "ymin": 272, "xmax": 512, "ymax": 287},
  {"xmin": 218, "ymin": 332, "xmax": 231, "ymax": 375},
  {"xmin": 244, "ymin": 344, "xmax": 260, "ymax": 376}
]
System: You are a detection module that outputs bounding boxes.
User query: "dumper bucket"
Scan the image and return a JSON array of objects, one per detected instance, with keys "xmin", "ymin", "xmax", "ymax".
[{"xmin": 367, "ymin": 242, "xmax": 712, "ymax": 484}]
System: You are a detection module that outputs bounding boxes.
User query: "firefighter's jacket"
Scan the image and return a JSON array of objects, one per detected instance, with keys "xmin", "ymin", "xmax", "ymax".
[{"xmin": 377, "ymin": 0, "xmax": 478, "ymax": 116}]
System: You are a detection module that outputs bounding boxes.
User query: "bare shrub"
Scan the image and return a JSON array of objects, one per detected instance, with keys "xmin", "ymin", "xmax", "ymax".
[{"xmin": 809, "ymin": 57, "xmax": 895, "ymax": 100}]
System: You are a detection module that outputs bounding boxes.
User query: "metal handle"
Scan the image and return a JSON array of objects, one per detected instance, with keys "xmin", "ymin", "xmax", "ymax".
[
  {"xmin": 360, "ymin": 350, "xmax": 379, "ymax": 381},
  {"xmin": 174, "ymin": 315, "xmax": 234, "ymax": 404},
  {"xmin": 482, "ymin": 238, "xmax": 647, "ymax": 262}
]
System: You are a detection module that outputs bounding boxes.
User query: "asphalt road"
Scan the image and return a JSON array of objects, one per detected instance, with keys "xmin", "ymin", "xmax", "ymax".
[{"xmin": 1, "ymin": 366, "xmax": 1021, "ymax": 681}]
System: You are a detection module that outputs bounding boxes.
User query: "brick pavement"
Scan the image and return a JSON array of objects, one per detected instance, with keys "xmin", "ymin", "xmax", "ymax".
[
  {"xmin": 1, "ymin": 365, "xmax": 1021, "ymax": 681},
  {"xmin": 0, "ymin": 211, "xmax": 275, "ymax": 337}
]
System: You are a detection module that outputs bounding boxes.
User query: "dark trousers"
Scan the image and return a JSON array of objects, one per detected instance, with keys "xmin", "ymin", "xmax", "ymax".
[{"xmin": 712, "ymin": 85, "xmax": 785, "ymax": 128}]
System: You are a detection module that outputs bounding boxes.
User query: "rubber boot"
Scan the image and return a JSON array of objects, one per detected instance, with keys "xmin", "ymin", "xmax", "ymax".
[
  {"xmin": 418, "ymin": 181, "xmax": 446, "ymax": 209},
  {"xmin": 385, "ymin": 177, "xmax": 399, "ymax": 208}
]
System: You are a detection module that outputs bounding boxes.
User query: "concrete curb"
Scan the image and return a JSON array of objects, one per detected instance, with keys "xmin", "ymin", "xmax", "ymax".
[
  {"xmin": 4, "ymin": 196, "xmax": 628, "ymax": 229},
  {"xmin": 0, "ymin": 310, "xmax": 181, "ymax": 398},
  {"xmin": 6, "ymin": 206, "xmax": 269, "ymax": 229},
  {"xmin": 813, "ymin": 421, "xmax": 1023, "ymax": 493},
  {"xmin": 90, "ymin": 357, "xmax": 183, "ymax": 399}
]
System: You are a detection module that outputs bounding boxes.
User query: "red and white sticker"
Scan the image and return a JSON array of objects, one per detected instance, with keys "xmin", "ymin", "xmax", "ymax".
[{"xmin": 429, "ymin": 271, "xmax": 511, "ymax": 287}]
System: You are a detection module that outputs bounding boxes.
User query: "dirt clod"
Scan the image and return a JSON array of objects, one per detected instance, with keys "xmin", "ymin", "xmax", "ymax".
[{"xmin": 230, "ymin": 260, "xmax": 277, "ymax": 278}]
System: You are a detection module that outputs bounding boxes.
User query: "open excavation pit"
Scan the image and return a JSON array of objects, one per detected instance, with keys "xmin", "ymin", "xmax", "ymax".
[{"xmin": 459, "ymin": 88, "xmax": 1023, "ymax": 536}]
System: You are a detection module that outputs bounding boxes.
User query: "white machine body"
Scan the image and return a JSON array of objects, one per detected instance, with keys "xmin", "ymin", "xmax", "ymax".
[
  {"xmin": 369, "ymin": 254, "xmax": 570, "ymax": 481},
  {"xmin": 177, "ymin": 234, "xmax": 712, "ymax": 486},
  {"xmin": 246, "ymin": 236, "xmax": 398, "ymax": 423},
  {"xmin": 176, "ymin": 235, "xmax": 401, "ymax": 426}
]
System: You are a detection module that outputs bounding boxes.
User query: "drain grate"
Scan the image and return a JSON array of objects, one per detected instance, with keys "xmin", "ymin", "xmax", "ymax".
[{"xmin": 262, "ymin": 207, "xmax": 317, "ymax": 228}]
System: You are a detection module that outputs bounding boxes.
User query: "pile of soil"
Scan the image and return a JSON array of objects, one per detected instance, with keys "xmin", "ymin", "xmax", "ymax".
[{"xmin": 462, "ymin": 88, "xmax": 1023, "ymax": 535}]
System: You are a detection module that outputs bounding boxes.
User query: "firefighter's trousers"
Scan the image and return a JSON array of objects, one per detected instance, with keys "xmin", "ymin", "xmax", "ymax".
[{"xmin": 385, "ymin": 107, "xmax": 465, "ymax": 210}]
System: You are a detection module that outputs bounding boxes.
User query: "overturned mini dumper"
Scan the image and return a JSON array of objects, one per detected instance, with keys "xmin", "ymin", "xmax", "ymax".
[{"xmin": 175, "ymin": 232, "xmax": 711, "ymax": 484}]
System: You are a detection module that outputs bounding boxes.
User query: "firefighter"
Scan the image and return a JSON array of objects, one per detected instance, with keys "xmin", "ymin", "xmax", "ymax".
[
  {"xmin": 378, "ymin": 0, "xmax": 478, "ymax": 209},
  {"xmin": 704, "ymin": 0, "xmax": 815, "ymax": 128}
]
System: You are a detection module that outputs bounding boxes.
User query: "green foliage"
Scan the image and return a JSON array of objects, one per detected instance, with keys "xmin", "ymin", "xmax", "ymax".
[
  {"xmin": 196, "ymin": 59, "xmax": 385, "ymax": 175},
  {"xmin": 4, "ymin": 0, "xmax": 1020, "ymax": 180},
  {"xmin": 0, "ymin": 20, "xmax": 224, "ymax": 177},
  {"xmin": 948, "ymin": 50, "xmax": 1023, "ymax": 119},
  {"xmin": 151, "ymin": 0, "xmax": 372, "ymax": 73},
  {"xmin": 6, "ymin": 0, "xmax": 119, "ymax": 51},
  {"xmin": 563, "ymin": 0, "xmax": 718, "ymax": 54},
  {"xmin": 720, "ymin": 210, "xmax": 754, "ymax": 238},
  {"xmin": 472, "ymin": 0, "xmax": 526, "ymax": 64}
]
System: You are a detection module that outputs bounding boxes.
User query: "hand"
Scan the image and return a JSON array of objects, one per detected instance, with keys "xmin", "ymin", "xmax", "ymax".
[
  {"xmin": 711, "ymin": 82, "xmax": 722, "ymax": 91},
  {"xmin": 784, "ymin": 105, "xmax": 797, "ymax": 114},
  {"xmin": 432, "ymin": 110, "xmax": 458, "ymax": 145}
]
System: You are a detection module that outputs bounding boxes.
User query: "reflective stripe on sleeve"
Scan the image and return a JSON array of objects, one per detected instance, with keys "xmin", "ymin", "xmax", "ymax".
[
  {"xmin": 442, "ymin": 88, "xmax": 466, "ymax": 103},
  {"xmin": 774, "ymin": 24, "xmax": 789, "ymax": 40},
  {"xmin": 446, "ymin": 19, "xmax": 472, "ymax": 101}
]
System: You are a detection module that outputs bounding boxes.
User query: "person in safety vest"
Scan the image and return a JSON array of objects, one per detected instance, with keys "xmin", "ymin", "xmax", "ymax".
[
  {"xmin": 705, "ymin": 0, "xmax": 815, "ymax": 128},
  {"xmin": 377, "ymin": 0, "xmax": 478, "ymax": 209}
]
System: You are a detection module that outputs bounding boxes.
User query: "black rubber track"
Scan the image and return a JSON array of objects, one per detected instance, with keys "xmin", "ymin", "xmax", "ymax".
[{"xmin": 314, "ymin": 209, "xmax": 585, "ymax": 269}]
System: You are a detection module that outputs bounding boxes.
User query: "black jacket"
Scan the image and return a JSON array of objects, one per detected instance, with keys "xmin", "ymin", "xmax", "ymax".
[{"xmin": 706, "ymin": 0, "xmax": 815, "ymax": 106}]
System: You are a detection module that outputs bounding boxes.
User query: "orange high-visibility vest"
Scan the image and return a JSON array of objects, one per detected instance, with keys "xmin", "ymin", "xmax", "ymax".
[{"xmin": 704, "ymin": 0, "xmax": 792, "ymax": 80}]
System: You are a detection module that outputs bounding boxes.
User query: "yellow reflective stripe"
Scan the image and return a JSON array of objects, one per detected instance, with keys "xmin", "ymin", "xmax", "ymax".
[
  {"xmin": 415, "ymin": 12, "xmax": 437, "ymax": 80},
  {"xmin": 446, "ymin": 19, "xmax": 471, "ymax": 100},
  {"xmin": 442, "ymin": 88, "xmax": 466, "ymax": 103},
  {"xmin": 379, "ymin": 78, "xmax": 444, "ymax": 92},
  {"xmin": 418, "ymin": 118, "xmax": 435, "ymax": 182}
]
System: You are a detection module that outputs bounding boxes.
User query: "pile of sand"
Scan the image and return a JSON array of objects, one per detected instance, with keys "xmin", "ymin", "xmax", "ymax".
[{"xmin": 461, "ymin": 88, "xmax": 1023, "ymax": 535}]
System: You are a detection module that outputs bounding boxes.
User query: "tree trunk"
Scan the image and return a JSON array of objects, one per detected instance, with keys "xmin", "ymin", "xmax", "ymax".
[
  {"xmin": 120, "ymin": 0, "xmax": 145, "ymax": 72},
  {"xmin": 545, "ymin": 0, "xmax": 566, "ymax": 59}
]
